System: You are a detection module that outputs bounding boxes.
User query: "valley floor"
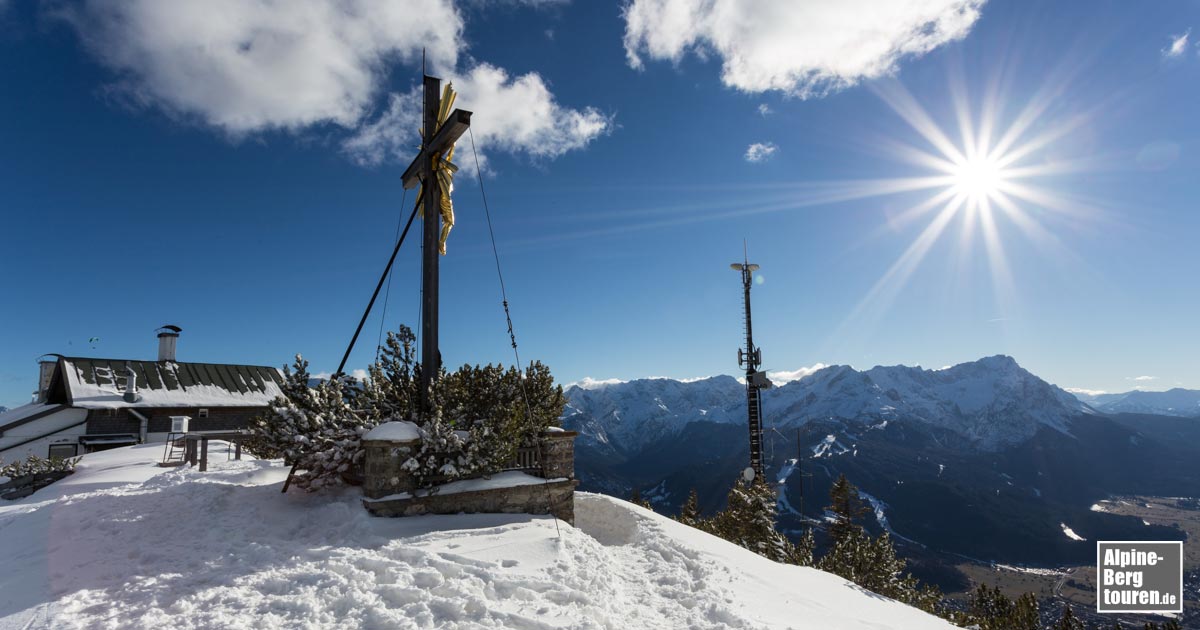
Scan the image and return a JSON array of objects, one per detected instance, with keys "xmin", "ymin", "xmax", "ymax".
[
  {"xmin": 0, "ymin": 444, "xmax": 956, "ymax": 629},
  {"xmin": 950, "ymin": 495, "xmax": 1200, "ymax": 629}
]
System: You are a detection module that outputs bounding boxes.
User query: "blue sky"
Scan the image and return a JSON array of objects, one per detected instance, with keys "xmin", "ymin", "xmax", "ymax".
[{"xmin": 1, "ymin": 0, "xmax": 1198, "ymax": 408}]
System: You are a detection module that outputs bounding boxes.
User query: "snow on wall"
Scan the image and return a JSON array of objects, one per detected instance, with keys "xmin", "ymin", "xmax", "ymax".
[{"xmin": 0, "ymin": 445, "xmax": 958, "ymax": 630}]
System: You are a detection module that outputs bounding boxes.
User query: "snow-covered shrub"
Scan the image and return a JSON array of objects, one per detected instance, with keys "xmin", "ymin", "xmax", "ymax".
[
  {"xmin": 253, "ymin": 325, "xmax": 566, "ymax": 492},
  {"xmin": 0, "ymin": 454, "xmax": 78, "ymax": 479},
  {"xmin": 249, "ymin": 355, "xmax": 370, "ymax": 491}
]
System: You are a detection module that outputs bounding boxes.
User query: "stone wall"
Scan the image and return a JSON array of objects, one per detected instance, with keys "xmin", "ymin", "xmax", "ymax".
[
  {"xmin": 364, "ymin": 478, "xmax": 579, "ymax": 524},
  {"xmin": 361, "ymin": 428, "xmax": 580, "ymax": 522}
]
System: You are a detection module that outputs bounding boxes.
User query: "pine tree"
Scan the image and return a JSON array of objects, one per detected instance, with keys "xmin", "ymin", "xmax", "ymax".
[
  {"xmin": 707, "ymin": 478, "xmax": 798, "ymax": 563},
  {"xmin": 966, "ymin": 584, "xmax": 1022, "ymax": 630},
  {"xmin": 1051, "ymin": 604, "xmax": 1085, "ymax": 630},
  {"xmin": 790, "ymin": 527, "xmax": 815, "ymax": 567},
  {"xmin": 629, "ymin": 488, "xmax": 654, "ymax": 510},
  {"xmin": 1010, "ymin": 591, "xmax": 1040, "ymax": 630},
  {"xmin": 815, "ymin": 475, "xmax": 930, "ymax": 609},
  {"xmin": 678, "ymin": 488, "xmax": 701, "ymax": 527},
  {"xmin": 817, "ymin": 525, "xmax": 873, "ymax": 583},
  {"xmin": 827, "ymin": 474, "xmax": 870, "ymax": 546}
]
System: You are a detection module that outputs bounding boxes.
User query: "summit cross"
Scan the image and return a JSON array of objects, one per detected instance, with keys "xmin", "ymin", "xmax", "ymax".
[{"xmin": 400, "ymin": 75, "xmax": 472, "ymax": 408}]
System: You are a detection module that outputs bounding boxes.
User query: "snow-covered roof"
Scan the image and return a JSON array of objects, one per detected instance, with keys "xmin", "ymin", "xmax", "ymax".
[
  {"xmin": 46, "ymin": 357, "xmax": 283, "ymax": 409},
  {"xmin": 0, "ymin": 403, "xmax": 63, "ymax": 428}
]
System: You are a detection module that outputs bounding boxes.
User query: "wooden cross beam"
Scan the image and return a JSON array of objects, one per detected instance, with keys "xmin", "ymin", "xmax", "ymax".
[
  {"xmin": 401, "ymin": 107, "xmax": 472, "ymax": 190},
  {"xmin": 400, "ymin": 75, "xmax": 472, "ymax": 410}
]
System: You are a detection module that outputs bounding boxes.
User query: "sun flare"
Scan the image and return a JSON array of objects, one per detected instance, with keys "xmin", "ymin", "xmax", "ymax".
[{"xmin": 808, "ymin": 76, "xmax": 1101, "ymax": 346}]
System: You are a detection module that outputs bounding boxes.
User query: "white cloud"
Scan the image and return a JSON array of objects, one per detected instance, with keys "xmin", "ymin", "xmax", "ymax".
[
  {"xmin": 1163, "ymin": 29, "xmax": 1190, "ymax": 59},
  {"xmin": 345, "ymin": 63, "xmax": 611, "ymax": 168},
  {"xmin": 1131, "ymin": 375, "xmax": 1158, "ymax": 382},
  {"xmin": 1065, "ymin": 387, "xmax": 1107, "ymax": 397},
  {"xmin": 757, "ymin": 103, "xmax": 772, "ymax": 116},
  {"xmin": 744, "ymin": 142, "xmax": 778, "ymax": 162},
  {"xmin": 623, "ymin": 0, "xmax": 984, "ymax": 97},
  {"xmin": 567, "ymin": 377, "xmax": 626, "ymax": 389},
  {"xmin": 768, "ymin": 364, "xmax": 828, "ymax": 384},
  {"xmin": 311, "ymin": 369, "xmax": 370, "ymax": 381},
  {"xmin": 53, "ymin": 0, "xmax": 462, "ymax": 133},
  {"xmin": 54, "ymin": 0, "xmax": 607, "ymax": 166}
]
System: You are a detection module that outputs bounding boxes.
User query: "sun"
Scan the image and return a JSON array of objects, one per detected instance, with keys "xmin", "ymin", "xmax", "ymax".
[
  {"xmin": 949, "ymin": 153, "xmax": 1006, "ymax": 202},
  {"xmin": 802, "ymin": 75, "xmax": 1100, "ymax": 345}
]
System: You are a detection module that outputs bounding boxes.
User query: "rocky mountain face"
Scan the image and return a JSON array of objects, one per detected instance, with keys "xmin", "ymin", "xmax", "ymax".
[
  {"xmin": 562, "ymin": 356, "xmax": 1199, "ymax": 572},
  {"xmin": 563, "ymin": 355, "xmax": 1091, "ymax": 454}
]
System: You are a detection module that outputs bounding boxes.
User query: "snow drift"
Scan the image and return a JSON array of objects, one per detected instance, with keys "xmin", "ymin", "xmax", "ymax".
[{"xmin": 0, "ymin": 445, "xmax": 955, "ymax": 629}]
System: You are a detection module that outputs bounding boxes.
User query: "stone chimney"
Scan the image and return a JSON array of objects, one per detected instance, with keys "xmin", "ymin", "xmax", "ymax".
[{"xmin": 157, "ymin": 325, "xmax": 182, "ymax": 362}]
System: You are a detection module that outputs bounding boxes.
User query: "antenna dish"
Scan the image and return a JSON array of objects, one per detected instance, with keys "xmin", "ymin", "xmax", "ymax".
[
  {"xmin": 742, "ymin": 467, "xmax": 756, "ymax": 483},
  {"xmin": 747, "ymin": 264, "xmax": 760, "ymax": 272},
  {"xmin": 730, "ymin": 263, "xmax": 743, "ymax": 270}
]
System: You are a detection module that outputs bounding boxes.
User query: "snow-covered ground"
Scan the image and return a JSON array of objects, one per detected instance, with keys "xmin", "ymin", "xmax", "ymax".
[
  {"xmin": 0, "ymin": 445, "xmax": 957, "ymax": 629},
  {"xmin": 1060, "ymin": 523, "xmax": 1086, "ymax": 541}
]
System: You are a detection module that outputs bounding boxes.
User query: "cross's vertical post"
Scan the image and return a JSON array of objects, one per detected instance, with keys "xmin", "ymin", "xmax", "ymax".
[{"xmin": 420, "ymin": 74, "xmax": 442, "ymax": 410}]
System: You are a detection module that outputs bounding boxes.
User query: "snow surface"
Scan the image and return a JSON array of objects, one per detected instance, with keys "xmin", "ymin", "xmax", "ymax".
[
  {"xmin": 1060, "ymin": 523, "xmax": 1086, "ymax": 541},
  {"xmin": 992, "ymin": 564, "xmax": 1064, "ymax": 577},
  {"xmin": 363, "ymin": 420, "xmax": 421, "ymax": 442},
  {"xmin": 0, "ymin": 445, "xmax": 957, "ymax": 629}
]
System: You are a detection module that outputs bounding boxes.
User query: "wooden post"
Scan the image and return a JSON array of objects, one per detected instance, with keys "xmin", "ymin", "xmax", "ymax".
[
  {"xmin": 419, "ymin": 74, "xmax": 442, "ymax": 411},
  {"xmin": 186, "ymin": 438, "xmax": 197, "ymax": 467},
  {"xmin": 199, "ymin": 438, "xmax": 208, "ymax": 472},
  {"xmin": 235, "ymin": 441, "xmax": 242, "ymax": 461}
]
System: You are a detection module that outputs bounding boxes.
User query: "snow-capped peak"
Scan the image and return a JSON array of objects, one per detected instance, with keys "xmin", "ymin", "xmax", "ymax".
[{"xmin": 564, "ymin": 355, "xmax": 1092, "ymax": 452}]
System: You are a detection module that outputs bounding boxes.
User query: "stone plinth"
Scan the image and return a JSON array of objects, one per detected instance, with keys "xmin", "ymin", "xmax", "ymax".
[
  {"xmin": 538, "ymin": 429, "xmax": 577, "ymax": 479},
  {"xmin": 361, "ymin": 437, "xmax": 420, "ymax": 500}
]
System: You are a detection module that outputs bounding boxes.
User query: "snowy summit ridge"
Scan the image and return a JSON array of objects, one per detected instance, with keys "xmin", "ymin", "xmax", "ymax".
[
  {"xmin": 0, "ymin": 445, "xmax": 956, "ymax": 629},
  {"xmin": 564, "ymin": 355, "xmax": 1090, "ymax": 452}
]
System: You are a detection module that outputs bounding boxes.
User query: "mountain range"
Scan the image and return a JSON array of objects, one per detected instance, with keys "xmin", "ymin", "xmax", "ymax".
[
  {"xmin": 565, "ymin": 355, "xmax": 1093, "ymax": 455},
  {"xmin": 561, "ymin": 356, "xmax": 1199, "ymax": 579},
  {"xmin": 1070, "ymin": 387, "xmax": 1200, "ymax": 417}
]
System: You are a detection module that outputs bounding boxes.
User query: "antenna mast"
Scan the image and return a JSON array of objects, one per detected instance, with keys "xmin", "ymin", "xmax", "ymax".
[{"xmin": 731, "ymin": 245, "xmax": 772, "ymax": 481}]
